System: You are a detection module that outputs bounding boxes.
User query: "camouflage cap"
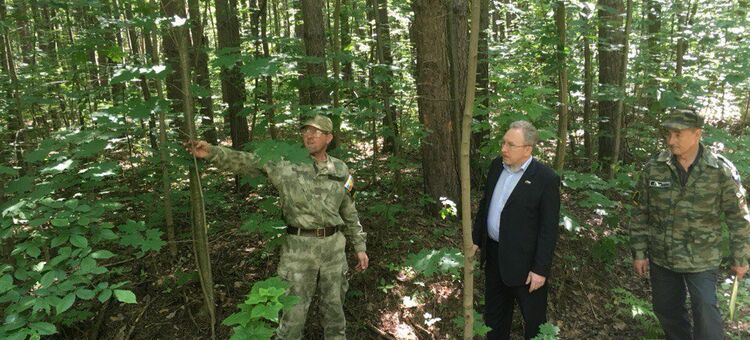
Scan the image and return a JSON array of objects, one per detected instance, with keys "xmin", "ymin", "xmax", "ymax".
[
  {"xmin": 301, "ymin": 115, "xmax": 333, "ymax": 133},
  {"xmin": 662, "ymin": 109, "xmax": 704, "ymax": 130}
]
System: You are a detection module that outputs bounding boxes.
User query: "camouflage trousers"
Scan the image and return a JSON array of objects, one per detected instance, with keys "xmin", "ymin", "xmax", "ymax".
[{"xmin": 276, "ymin": 231, "xmax": 349, "ymax": 340}]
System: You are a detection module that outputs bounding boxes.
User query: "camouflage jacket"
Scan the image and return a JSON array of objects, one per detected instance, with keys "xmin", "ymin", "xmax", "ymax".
[
  {"xmin": 206, "ymin": 145, "xmax": 367, "ymax": 253},
  {"xmin": 630, "ymin": 144, "xmax": 750, "ymax": 272}
]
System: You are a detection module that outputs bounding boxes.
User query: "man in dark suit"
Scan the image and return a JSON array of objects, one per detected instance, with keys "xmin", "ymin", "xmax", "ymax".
[{"xmin": 472, "ymin": 120, "xmax": 561, "ymax": 340}]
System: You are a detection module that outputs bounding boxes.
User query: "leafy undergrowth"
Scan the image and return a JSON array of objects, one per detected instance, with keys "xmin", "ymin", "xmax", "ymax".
[{"xmin": 53, "ymin": 163, "xmax": 750, "ymax": 340}]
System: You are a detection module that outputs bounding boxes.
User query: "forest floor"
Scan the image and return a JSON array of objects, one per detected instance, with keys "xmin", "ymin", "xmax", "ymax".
[{"xmin": 61, "ymin": 161, "xmax": 750, "ymax": 340}]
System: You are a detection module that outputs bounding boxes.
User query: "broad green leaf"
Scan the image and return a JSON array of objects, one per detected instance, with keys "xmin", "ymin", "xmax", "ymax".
[
  {"xmin": 230, "ymin": 324, "xmax": 275, "ymax": 340},
  {"xmin": 78, "ymin": 216, "xmax": 92, "ymax": 226},
  {"xmin": 76, "ymin": 288, "xmax": 96, "ymax": 300},
  {"xmin": 29, "ymin": 216, "xmax": 50, "ymax": 227},
  {"xmin": 251, "ymin": 302, "xmax": 283, "ymax": 321},
  {"xmin": 98, "ymin": 229, "xmax": 118, "ymax": 240},
  {"xmin": 70, "ymin": 235, "xmax": 88, "ymax": 249},
  {"xmin": 6, "ymin": 176, "xmax": 34, "ymax": 194},
  {"xmin": 40, "ymin": 159, "xmax": 75, "ymax": 175},
  {"xmin": 98, "ymin": 288, "xmax": 113, "ymax": 303},
  {"xmin": 0, "ymin": 273, "xmax": 13, "ymax": 293},
  {"xmin": 51, "ymin": 234, "xmax": 69, "ymax": 248},
  {"xmin": 114, "ymin": 289, "xmax": 137, "ymax": 304},
  {"xmin": 56, "ymin": 292, "xmax": 76, "ymax": 314},
  {"xmin": 29, "ymin": 321, "xmax": 57, "ymax": 335},
  {"xmin": 26, "ymin": 246, "xmax": 41, "ymax": 258},
  {"xmin": 79, "ymin": 257, "xmax": 96, "ymax": 274},
  {"xmin": 91, "ymin": 250, "xmax": 115, "ymax": 259},
  {"xmin": 190, "ymin": 84, "xmax": 211, "ymax": 98},
  {"xmin": 222, "ymin": 310, "xmax": 252, "ymax": 326},
  {"xmin": 0, "ymin": 165, "xmax": 18, "ymax": 176},
  {"xmin": 76, "ymin": 204, "xmax": 92, "ymax": 212},
  {"xmin": 40, "ymin": 270, "xmax": 57, "ymax": 287},
  {"xmin": 51, "ymin": 218, "xmax": 70, "ymax": 227}
]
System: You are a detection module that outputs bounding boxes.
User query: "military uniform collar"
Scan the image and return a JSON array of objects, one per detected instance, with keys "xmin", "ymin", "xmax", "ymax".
[{"xmin": 656, "ymin": 143, "xmax": 719, "ymax": 169}]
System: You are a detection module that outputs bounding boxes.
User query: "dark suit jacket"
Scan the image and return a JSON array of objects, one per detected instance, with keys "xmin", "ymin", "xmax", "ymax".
[{"xmin": 472, "ymin": 156, "xmax": 561, "ymax": 286}]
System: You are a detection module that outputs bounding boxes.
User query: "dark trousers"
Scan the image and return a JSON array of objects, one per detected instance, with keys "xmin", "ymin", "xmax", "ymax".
[
  {"xmin": 650, "ymin": 262, "xmax": 723, "ymax": 340},
  {"xmin": 483, "ymin": 239, "xmax": 548, "ymax": 340}
]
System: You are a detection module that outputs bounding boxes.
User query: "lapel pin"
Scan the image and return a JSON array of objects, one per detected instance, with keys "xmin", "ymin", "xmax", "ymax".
[{"xmin": 524, "ymin": 180, "xmax": 532, "ymax": 184}]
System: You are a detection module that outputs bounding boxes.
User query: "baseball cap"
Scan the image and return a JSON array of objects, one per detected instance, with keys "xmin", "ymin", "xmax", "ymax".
[
  {"xmin": 301, "ymin": 115, "xmax": 333, "ymax": 133},
  {"xmin": 661, "ymin": 109, "xmax": 704, "ymax": 130}
]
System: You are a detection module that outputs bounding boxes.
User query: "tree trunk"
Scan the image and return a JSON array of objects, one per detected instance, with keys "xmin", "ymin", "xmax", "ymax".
[
  {"xmin": 188, "ymin": 0, "xmax": 219, "ymax": 144},
  {"xmin": 176, "ymin": 20, "xmax": 217, "ymax": 339},
  {"xmin": 147, "ymin": 26, "xmax": 179, "ymax": 259},
  {"xmin": 160, "ymin": 0, "xmax": 191, "ymax": 122},
  {"xmin": 215, "ymin": 0, "xmax": 250, "ymax": 149},
  {"xmin": 596, "ymin": 0, "xmax": 624, "ymax": 176},
  {"xmin": 642, "ymin": 0, "xmax": 662, "ymax": 117},
  {"xmin": 260, "ymin": 0, "xmax": 277, "ymax": 139},
  {"xmin": 375, "ymin": 0, "xmax": 398, "ymax": 154},
  {"xmin": 125, "ymin": 3, "xmax": 159, "ymax": 150},
  {"xmin": 553, "ymin": 1, "xmax": 568, "ymax": 171},
  {"xmin": 412, "ymin": 0, "xmax": 460, "ymax": 206},
  {"xmin": 301, "ymin": 0, "xmax": 330, "ymax": 106},
  {"xmin": 609, "ymin": 0, "xmax": 632, "ymax": 178},
  {"xmin": 448, "ymin": 0, "xmax": 468, "ymax": 176},
  {"xmin": 461, "ymin": 0, "xmax": 481, "ymax": 336},
  {"xmin": 340, "ymin": 0, "xmax": 353, "ymax": 85},
  {"xmin": 1, "ymin": 0, "xmax": 23, "ymax": 169},
  {"xmin": 582, "ymin": 11, "xmax": 594, "ymax": 162}
]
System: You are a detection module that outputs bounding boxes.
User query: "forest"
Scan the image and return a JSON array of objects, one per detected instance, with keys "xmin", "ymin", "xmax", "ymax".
[{"xmin": 1, "ymin": 0, "xmax": 749, "ymax": 338}]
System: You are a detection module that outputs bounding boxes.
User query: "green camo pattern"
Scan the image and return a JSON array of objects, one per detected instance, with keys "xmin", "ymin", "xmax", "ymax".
[
  {"xmin": 276, "ymin": 233, "xmax": 348, "ymax": 339},
  {"xmin": 206, "ymin": 145, "xmax": 367, "ymax": 252},
  {"xmin": 630, "ymin": 144, "xmax": 750, "ymax": 272}
]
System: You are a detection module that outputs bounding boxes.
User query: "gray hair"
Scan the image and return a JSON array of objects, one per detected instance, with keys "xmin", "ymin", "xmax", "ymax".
[{"xmin": 509, "ymin": 120, "xmax": 539, "ymax": 146}]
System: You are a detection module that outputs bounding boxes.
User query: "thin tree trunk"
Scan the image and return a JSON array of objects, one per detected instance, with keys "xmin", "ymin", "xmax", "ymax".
[
  {"xmin": 582, "ymin": 11, "xmax": 594, "ymax": 162},
  {"xmin": 176, "ymin": 20, "xmax": 216, "ymax": 339},
  {"xmin": 260, "ymin": 0, "xmax": 277, "ymax": 139},
  {"xmin": 375, "ymin": 0, "xmax": 398, "ymax": 154},
  {"xmin": 188, "ymin": 0, "xmax": 218, "ymax": 144},
  {"xmin": 471, "ymin": 0, "xmax": 490, "ymax": 189},
  {"xmin": 553, "ymin": 1, "xmax": 568, "ymax": 171},
  {"xmin": 461, "ymin": 0, "xmax": 481, "ymax": 337}
]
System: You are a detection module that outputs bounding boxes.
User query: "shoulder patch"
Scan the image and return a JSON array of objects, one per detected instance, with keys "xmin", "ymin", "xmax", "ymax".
[{"xmin": 344, "ymin": 174, "xmax": 354, "ymax": 192}]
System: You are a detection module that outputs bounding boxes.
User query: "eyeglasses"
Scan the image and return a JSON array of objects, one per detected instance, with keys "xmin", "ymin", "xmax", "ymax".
[
  {"xmin": 302, "ymin": 127, "xmax": 326, "ymax": 137},
  {"xmin": 502, "ymin": 141, "xmax": 530, "ymax": 149}
]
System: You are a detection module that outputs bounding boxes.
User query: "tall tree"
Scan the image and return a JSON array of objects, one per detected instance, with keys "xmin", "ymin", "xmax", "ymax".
[
  {"xmin": 160, "ymin": 0, "xmax": 191, "ymax": 119},
  {"xmin": 375, "ymin": 0, "xmax": 398, "ymax": 153},
  {"xmin": 300, "ymin": 0, "xmax": 330, "ymax": 106},
  {"xmin": 215, "ymin": 0, "xmax": 250, "ymax": 149},
  {"xmin": 553, "ymin": 0, "xmax": 568, "ymax": 171},
  {"xmin": 581, "ymin": 9, "xmax": 594, "ymax": 162},
  {"xmin": 188, "ymin": 0, "xmax": 218, "ymax": 144},
  {"xmin": 412, "ymin": 0, "xmax": 460, "ymax": 205},
  {"xmin": 448, "ymin": 0, "xmax": 468, "ymax": 172},
  {"xmin": 596, "ymin": 0, "xmax": 624, "ymax": 175}
]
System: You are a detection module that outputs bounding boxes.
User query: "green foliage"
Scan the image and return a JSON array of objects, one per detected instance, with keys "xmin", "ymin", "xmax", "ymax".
[
  {"xmin": 591, "ymin": 235, "xmax": 627, "ymax": 264},
  {"xmin": 367, "ymin": 203, "xmax": 405, "ymax": 227},
  {"xmin": 222, "ymin": 277, "xmax": 299, "ymax": 340},
  {"xmin": 248, "ymin": 140, "xmax": 311, "ymax": 166},
  {"xmin": 532, "ymin": 322, "xmax": 560, "ymax": 340},
  {"xmin": 611, "ymin": 288, "xmax": 663, "ymax": 339},
  {"xmin": 404, "ymin": 248, "xmax": 463, "ymax": 278},
  {"xmin": 452, "ymin": 310, "xmax": 491, "ymax": 336},
  {"xmin": 0, "ymin": 128, "xmax": 164, "ymax": 338}
]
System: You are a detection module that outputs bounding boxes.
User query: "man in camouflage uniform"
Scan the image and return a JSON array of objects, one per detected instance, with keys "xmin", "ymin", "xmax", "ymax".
[
  {"xmin": 187, "ymin": 115, "xmax": 368, "ymax": 339},
  {"xmin": 630, "ymin": 109, "xmax": 750, "ymax": 340}
]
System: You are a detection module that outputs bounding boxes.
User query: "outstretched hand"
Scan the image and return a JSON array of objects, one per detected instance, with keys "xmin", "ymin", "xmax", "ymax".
[{"xmin": 185, "ymin": 140, "xmax": 211, "ymax": 158}]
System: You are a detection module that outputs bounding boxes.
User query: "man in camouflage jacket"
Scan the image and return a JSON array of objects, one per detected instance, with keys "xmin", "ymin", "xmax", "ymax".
[
  {"xmin": 630, "ymin": 109, "xmax": 750, "ymax": 340},
  {"xmin": 187, "ymin": 115, "xmax": 368, "ymax": 340}
]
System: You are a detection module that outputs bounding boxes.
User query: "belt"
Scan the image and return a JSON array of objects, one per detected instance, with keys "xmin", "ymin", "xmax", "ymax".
[{"xmin": 286, "ymin": 226, "xmax": 338, "ymax": 237}]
